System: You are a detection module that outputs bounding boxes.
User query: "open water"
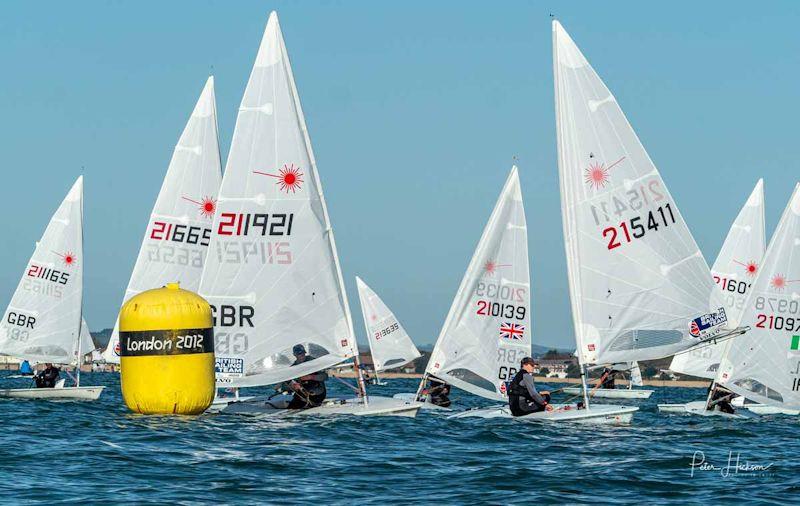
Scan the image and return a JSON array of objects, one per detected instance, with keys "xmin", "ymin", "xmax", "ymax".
[{"xmin": 0, "ymin": 372, "xmax": 797, "ymax": 504}]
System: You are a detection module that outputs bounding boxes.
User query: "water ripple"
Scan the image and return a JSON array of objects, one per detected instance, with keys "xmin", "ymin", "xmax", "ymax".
[{"xmin": 0, "ymin": 372, "xmax": 797, "ymax": 504}]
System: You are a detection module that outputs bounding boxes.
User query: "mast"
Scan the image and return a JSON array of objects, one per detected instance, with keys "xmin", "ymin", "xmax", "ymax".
[
  {"xmin": 76, "ymin": 174, "xmax": 84, "ymax": 387},
  {"xmin": 552, "ymin": 20, "xmax": 591, "ymax": 409},
  {"xmin": 279, "ymin": 12, "xmax": 363, "ymax": 398}
]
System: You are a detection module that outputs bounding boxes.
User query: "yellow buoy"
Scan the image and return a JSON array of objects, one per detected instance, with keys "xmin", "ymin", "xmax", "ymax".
[{"xmin": 119, "ymin": 283, "xmax": 215, "ymax": 414}]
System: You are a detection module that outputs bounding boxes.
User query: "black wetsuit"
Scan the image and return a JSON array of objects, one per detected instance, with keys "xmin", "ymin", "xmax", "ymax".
[
  {"xmin": 600, "ymin": 368, "xmax": 619, "ymax": 389},
  {"xmin": 34, "ymin": 366, "xmax": 60, "ymax": 388},
  {"xmin": 286, "ymin": 355, "xmax": 327, "ymax": 409},
  {"xmin": 507, "ymin": 370, "xmax": 551, "ymax": 416},
  {"xmin": 708, "ymin": 386, "xmax": 735, "ymax": 414},
  {"xmin": 427, "ymin": 382, "xmax": 451, "ymax": 408}
]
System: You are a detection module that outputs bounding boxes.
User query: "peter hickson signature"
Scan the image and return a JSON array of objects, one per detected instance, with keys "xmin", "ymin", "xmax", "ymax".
[{"xmin": 691, "ymin": 451, "xmax": 774, "ymax": 478}]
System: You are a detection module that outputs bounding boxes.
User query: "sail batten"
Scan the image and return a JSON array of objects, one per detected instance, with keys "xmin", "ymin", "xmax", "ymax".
[
  {"xmin": 670, "ymin": 180, "xmax": 765, "ymax": 379},
  {"xmin": 0, "ymin": 177, "xmax": 84, "ymax": 365},
  {"xmin": 717, "ymin": 184, "xmax": 800, "ymax": 409},
  {"xmin": 553, "ymin": 20, "xmax": 727, "ymax": 366},
  {"xmin": 356, "ymin": 277, "xmax": 421, "ymax": 373},
  {"xmin": 426, "ymin": 167, "xmax": 531, "ymax": 402},
  {"xmin": 199, "ymin": 11, "xmax": 354, "ymax": 388},
  {"xmin": 102, "ymin": 76, "xmax": 222, "ymax": 363}
]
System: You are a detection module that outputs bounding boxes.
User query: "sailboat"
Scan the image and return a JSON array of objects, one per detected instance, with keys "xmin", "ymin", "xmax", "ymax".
[
  {"xmin": 659, "ymin": 180, "xmax": 766, "ymax": 413},
  {"xmin": 201, "ymin": 11, "xmax": 418, "ymax": 417},
  {"xmin": 544, "ymin": 20, "xmax": 744, "ymax": 421},
  {"xmin": 355, "ymin": 277, "xmax": 422, "ymax": 386},
  {"xmin": 0, "ymin": 177, "xmax": 104, "ymax": 400},
  {"xmin": 680, "ymin": 185, "xmax": 800, "ymax": 417},
  {"xmin": 75, "ymin": 318, "xmax": 94, "ymax": 361},
  {"xmin": 8, "ymin": 317, "xmax": 93, "ymax": 379},
  {"xmin": 562, "ymin": 361, "xmax": 652, "ymax": 399},
  {"xmin": 394, "ymin": 167, "xmax": 529, "ymax": 413},
  {"xmin": 102, "ymin": 77, "xmax": 222, "ymax": 364}
]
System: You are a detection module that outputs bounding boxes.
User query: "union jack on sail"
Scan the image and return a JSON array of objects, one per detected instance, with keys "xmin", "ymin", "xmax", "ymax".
[{"xmin": 499, "ymin": 322, "xmax": 525, "ymax": 340}]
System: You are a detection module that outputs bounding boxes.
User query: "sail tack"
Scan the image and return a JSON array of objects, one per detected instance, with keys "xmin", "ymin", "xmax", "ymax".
[
  {"xmin": 102, "ymin": 77, "xmax": 222, "ymax": 363},
  {"xmin": 717, "ymin": 184, "xmax": 800, "ymax": 409},
  {"xmin": 670, "ymin": 180, "xmax": 765, "ymax": 379},
  {"xmin": 356, "ymin": 277, "xmax": 421, "ymax": 373},
  {"xmin": 199, "ymin": 11, "xmax": 355, "ymax": 388},
  {"xmin": 0, "ymin": 177, "xmax": 84, "ymax": 364},
  {"xmin": 426, "ymin": 167, "xmax": 530, "ymax": 401},
  {"xmin": 553, "ymin": 20, "xmax": 729, "ymax": 365}
]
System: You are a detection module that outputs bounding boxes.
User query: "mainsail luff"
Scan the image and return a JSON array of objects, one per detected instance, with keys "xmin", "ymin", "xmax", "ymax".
[
  {"xmin": 76, "ymin": 182, "xmax": 84, "ymax": 386},
  {"xmin": 0, "ymin": 177, "xmax": 84, "ymax": 365},
  {"xmin": 716, "ymin": 184, "xmax": 800, "ymax": 409},
  {"xmin": 200, "ymin": 11, "xmax": 355, "ymax": 389},
  {"xmin": 670, "ymin": 180, "xmax": 765, "ymax": 379},
  {"xmin": 102, "ymin": 76, "xmax": 222, "ymax": 363},
  {"xmin": 279, "ymin": 12, "xmax": 363, "ymax": 396},
  {"xmin": 424, "ymin": 166, "xmax": 530, "ymax": 402},
  {"xmin": 553, "ymin": 20, "xmax": 730, "ymax": 366},
  {"xmin": 280, "ymin": 11, "xmax": 358, "ymax": 364}
]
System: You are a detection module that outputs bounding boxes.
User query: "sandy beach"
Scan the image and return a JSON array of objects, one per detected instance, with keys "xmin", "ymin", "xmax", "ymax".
[{"xmin": 330, "ymin": 371, "xmax": 709, "ymax": 388}]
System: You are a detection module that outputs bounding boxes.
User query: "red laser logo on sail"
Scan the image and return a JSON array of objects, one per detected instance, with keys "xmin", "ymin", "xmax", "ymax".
[
  {"xmin": 733, "ymin": 259, "xmax": 759, "ymax": 277},
  {"xmin": 584, "ymin": 156, "xmax": 625, "ymax": 189},
  {"xmin": 770, "ymin": 274, "xmax": 799, "ymax": 291},
  {"xmin": 484, "ymin": 260, "xmax": 511, "ymax": 276},
  {"xmin": 182, "ymin": 196, "xmax": 217, "ymax": 219},
  {"xmin": 254, "ymin": 164, "xmax": 305, "ymax": 193},
  {"xmin": 54, "ymin": 250, "xmax": 77, "ymax": 268}
]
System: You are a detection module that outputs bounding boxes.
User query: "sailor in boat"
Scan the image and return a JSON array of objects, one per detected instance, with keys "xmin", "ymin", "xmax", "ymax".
[
  {"xmin": 598, "ymin": 367, "xmax": 622, "ymax": 389},
  {"xmin": 706, "ymin": 384, "xmax": 736, "ymax": 414},
  {"xmin": 283, "ymin": 344, "xmax": 328, "ymax": 409},
  {"xmin": 420, "ymin": 378, "xmax": 451, "ymax": 408},
  {"xmin": 33, "ymin": 363, "xmax": 60, "ymax": 388},
  {"xmin": 507, "ymin": 357, "xmax": 552, "ymax": 416},
  {"xmin": 18, "ymin": 360, "xmax": 34, "ymax": 376}
]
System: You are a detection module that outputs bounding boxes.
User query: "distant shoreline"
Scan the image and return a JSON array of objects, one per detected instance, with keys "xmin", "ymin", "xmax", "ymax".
[{"xmin": 331, "ymin": 371, "xmax": 709, "ymax": 388}]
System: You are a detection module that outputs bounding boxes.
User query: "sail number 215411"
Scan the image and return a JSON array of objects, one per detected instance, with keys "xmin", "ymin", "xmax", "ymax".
[{"xmin": 602, "ymin": 203, "xmax": 676, "ymax": 250}]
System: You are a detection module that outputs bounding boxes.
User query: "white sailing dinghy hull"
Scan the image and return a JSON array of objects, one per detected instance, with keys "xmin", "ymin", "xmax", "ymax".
[
  {"xmin": 730, "ymin": 396, "xmax": 799, "ymax": 416},
  {"xmin": 218, "ymin": 395, "xmax": 421, "ymax": 418},
  {"xmin": 207, "ymin": 395, "xmax": 257, "ymax": 413},
  {"xmin": 656, "ymin": 401, "xmax": 753, "ymax": 419},
  {"xmin": 392, "ymin": 392, "xmax": 452, "ymax": 411},
  {"xmin": 562, "ymin": 386, "xmax": 653, "ymax": 399},
  {"xmin": 0, "ymin": 386, "xmax": 105, "ymax": 401},
  {"xmin": 743, "ymin": 405, "xmax": 799, "ymax": 416},
  {"xmin": 449, "ymin": 404, "xmax": 637, "ymax": 425}
]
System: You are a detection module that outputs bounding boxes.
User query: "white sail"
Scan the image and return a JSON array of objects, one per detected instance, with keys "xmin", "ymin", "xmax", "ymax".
[
  {"xmin": 356, "ymin": 277, "xmax": 421, "ymax": 372},
  {"xmin": 199, "ymin": 11, "xmax": 355, "ymax": 388},
  {"xmin": 553, "ymin": 20, "xmax": 729, "ymax": 366},
  {"xmin": 0, "ymin": 177, "xmax": 83, "ymax": 365},
  {"xmin": 73, "ymin": 318, "xmax": 94, "ymax": 365},
  {"xmin": 102, "ymin": 77, "xmax": 222, "ymax": 363},
  {"xmin": 629, "ymin": 362, "xmax": 643, "ymax": 387},
  {"xmin": 717, "ymin": 184, "xmax": 800, "ymax": 409},
  {"xmin": 426, "ymin": 167, "xmax": 530, "ymax": 401},
  {"xmin": 670, "ymin": 180, "xmax": 765, "ymax": 378}
]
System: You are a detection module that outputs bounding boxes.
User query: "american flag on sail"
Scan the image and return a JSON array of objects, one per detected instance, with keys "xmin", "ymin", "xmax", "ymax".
[{"xmin": 499, "ymin": 322, "xmax": 525, "ymax": 340}]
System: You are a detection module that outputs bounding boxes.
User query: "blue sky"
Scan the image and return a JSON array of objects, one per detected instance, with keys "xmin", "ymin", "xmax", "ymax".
[{"xmin": 0, "ymin": 1, "xmax": 797, "ymax": 349}]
